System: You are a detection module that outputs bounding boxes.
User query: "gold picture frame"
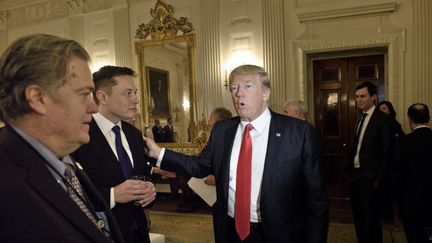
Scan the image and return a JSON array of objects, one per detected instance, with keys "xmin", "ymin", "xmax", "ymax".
[{"xmin": 146, "ymin": 66, "xmax": 170, "ymax": 119}]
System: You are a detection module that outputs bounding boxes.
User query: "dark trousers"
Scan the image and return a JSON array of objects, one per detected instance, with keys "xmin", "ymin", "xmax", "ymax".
[
  {"xmin": 349, "ymin": 174, "xmax": 383, "ymax": 243},
  {"xmin": 226, "ymin": 216, "xmax": 265, "ymax": 243},
  {"xmin": 400, "ymin": 202, "xmax": 432, "ymax": 243}
]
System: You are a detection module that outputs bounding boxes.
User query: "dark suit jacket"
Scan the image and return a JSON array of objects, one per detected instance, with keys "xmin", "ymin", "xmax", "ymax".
[
  {"xmin": 72, "ymin": 119, "xmax": 153, "ymax": 243},
  {"xmin": 163, "ymin": 125, "xmax": 174, "ymax": 142},
  {"xmin": 0, "ymin": 125, "xmax": 124, "ymax": 243},
  {"xmin": 393, "ymin": 127, "xmax": 432, "ymax": 223},
  {"xmin": 348, "ymin": 108, "xmax": 392, "ymax": 182},
  {"xmin": 160, "ymin": 110, "xmax": 328, "ymax": 243}
]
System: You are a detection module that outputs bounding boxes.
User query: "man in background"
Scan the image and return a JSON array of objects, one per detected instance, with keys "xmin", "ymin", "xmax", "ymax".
[
  {"xmin": 0, "ymin": 34, "xmax": 123, "ymax": 242},
  {"xmin": 163, "ymin": 117, "xmax": 175, "ymax": 142},
  {"xmin": 347, "ymin": 81, "xmax": 392, "ymax": 243},
  {"xmin": 204, "ymin": 107, "xmax": 233, "ymax": 186},
  {"xmin": 393, "ymin": 103, "xmax": 432, "ymax": 243},
  {"xmin": 152, "ymin": 119, "xmax": 164, "ymax": 142},
  {"xmin": 283, "ymin": 98, "xmax": 308, "ymax": 121},
  {"xmin": 72, "ymin": 66, "xmax": 156, "ymax": 243},
  {"xmin": 145, "ymin": 64, "xmax": 328, "ymax": 243}
]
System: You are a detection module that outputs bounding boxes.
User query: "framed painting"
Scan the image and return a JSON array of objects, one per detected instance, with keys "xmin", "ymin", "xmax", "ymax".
[{"xmin": 146, "ymin": 66, "xmax": 170, "ymax": 118}]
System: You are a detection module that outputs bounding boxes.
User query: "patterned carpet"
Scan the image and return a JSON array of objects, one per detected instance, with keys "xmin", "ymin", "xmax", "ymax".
[{"xmin": 148, "ymin": 210, "xmax": 408, "ymax": 243}]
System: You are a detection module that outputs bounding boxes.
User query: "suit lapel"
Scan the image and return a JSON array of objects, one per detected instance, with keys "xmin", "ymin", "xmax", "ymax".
[
  {"xmin": 262, "ymin": 113, "xmax": 284, "ymax": 187},
  {"xmin": 74, "ymin": 164, "xmax": 125, "ymax": 243},
  {"xmin": 221, "ymin": 119, "xmax": 239, "ymax": 203},
  {"xmin": 121, "ymin": 121, "xmax": 145, "ymax": 175},
  {"xmin": 88, "ymin": 120, "xmax": 125, "ymax": 179},
  {"xmin": 5, "ymin": 128, "xmax": 106, "ymax": 242},
  {"xmin": 361, "ymin": 109, "xmax": 378, "ymax": 145}
]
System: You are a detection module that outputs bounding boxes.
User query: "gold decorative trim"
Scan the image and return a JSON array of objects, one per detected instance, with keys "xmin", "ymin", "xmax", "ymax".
[
  {"xmin": 135, "ymin": 0, "xmax": 194, "ymax": 40},
  {"xmin": 0, "ymin": 10, "xmax": 8, "ymax": 26}
]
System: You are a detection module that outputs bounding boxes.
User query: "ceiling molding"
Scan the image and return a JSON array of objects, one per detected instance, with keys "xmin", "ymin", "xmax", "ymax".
[{"xmin": 297, "ymin": 2, "xmax": 397, "ymax": 23}]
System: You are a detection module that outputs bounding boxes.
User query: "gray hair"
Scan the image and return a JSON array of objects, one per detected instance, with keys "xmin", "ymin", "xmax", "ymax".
[
  {"xmin": 284, "ymin": 99, "xmax": 307, "ymax": 117},
  {"xmin": 211, "ymin": 107, "xmax": 233, "ymax": 121},
  {"xmin": 228, "ymin": 64, "xmax": 270, "ymax": 90},
  {"xmin": 0, "ymin": 34, "xmax": 90, "ymax": 122}
]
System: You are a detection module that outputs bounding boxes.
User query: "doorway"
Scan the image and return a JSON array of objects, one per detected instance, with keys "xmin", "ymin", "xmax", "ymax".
[{"xmin": 311, "ymin": 52, "xmax": 385, "ymax": 199}]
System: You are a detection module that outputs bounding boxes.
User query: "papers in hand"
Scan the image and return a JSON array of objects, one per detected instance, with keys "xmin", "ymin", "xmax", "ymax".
[{"xmin": 187, "ymin": 177, "xmax": 216, "ymax": 206}]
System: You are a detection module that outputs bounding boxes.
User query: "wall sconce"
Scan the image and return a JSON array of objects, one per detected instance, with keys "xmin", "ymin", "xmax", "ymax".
[{"xmin": 182, "ymin": 98, "xmax": 190, "ymax": 111}]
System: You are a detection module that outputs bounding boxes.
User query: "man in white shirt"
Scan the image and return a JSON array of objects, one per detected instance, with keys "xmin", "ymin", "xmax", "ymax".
[
  {"xmin": 72, "ymin": 66, "xmax": 156, "ymax": 243},
  {"xmin": 347, "ymin": 81, "xmax": 392, "ymax": 243},
  {"xmin": 145, "ymin": 65, "xmax": 328, "ymax": 243}
]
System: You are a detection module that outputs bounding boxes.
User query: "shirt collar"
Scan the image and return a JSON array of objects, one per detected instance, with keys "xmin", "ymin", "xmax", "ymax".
[
  {"xmin": 364, "ymin": 105, "xmax": 375, "ymax": 116},
  {"xmin": 240, "ymin": 107, "xmax": 271, "ymax": 134},
  {"xmin": 413, "ymin": 125, "xmax": 430, "ymax": 130},
  {"xmin": 93, "ymin": 113, "xmax": 122, "ymax": 134},
  {"xmin": 9, "ymin": 124, "xmax": 69, "ymax": 173}
]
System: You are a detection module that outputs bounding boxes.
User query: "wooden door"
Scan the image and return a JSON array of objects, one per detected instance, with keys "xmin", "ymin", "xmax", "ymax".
[{"xmin": 313, "ymin": 54, "xmax": 384, "ymax": 199}]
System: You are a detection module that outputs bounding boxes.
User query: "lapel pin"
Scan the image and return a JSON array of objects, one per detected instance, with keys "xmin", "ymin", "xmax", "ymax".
[
  {"xmin": 75, "ymin": 162, "xmax": 84, "ymax": 170},
  {"xmin": 276, "ymin": 132, "xmax": 281, "ymax": 137}
]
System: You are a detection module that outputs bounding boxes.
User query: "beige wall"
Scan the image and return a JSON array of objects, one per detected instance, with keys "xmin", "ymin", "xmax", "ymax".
[{"xmin": 0, "ymin": 0, "xmax": 430, "ymax": 130}]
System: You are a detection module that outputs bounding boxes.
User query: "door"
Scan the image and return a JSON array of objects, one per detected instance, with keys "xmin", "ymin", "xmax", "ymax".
[{"xmin": 313, "ymin": 54, "xmax": 384, "ymax": 199}]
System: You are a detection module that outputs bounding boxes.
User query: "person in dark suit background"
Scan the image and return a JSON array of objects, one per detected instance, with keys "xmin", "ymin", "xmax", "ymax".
[
  {"xmin": 377, "ymin": 100, "xmax": 404, "ymax": 230},
  {"xmin": 392, "ymin": 103, "xmax": 432, "ymax": 243},
  {"xmin": 347, "ymin": 81, "xmax": 392, "ymax": 243},
  {"xmin": 204, "ymin": 107, "xmax": 233, "ymax": 186},
  {"xmin": 145, "ymin": 64, "xmax": 329, "ymax": 243},
  {"xmin": 163, "ymin": 116, "xmax": 175, "ymax": 142},
  {"xmin": 152, "ymin": 118, "xmax": 164, "ymax": 142},
  {"xmin": 283, "ymin": 98, "xmax": 308, "ymax": 122},
  {"xmin": 0, "ymin": 34, "xmax": 124, "ymax": 243},
  {"xmin": 72, "ymin": 66, "xmax": 156, "ymax": 243}
]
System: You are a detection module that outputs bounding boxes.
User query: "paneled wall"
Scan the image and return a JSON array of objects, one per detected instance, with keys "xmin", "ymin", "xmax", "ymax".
[{"xmin": 0, "ymin": 0, "xmax": 430, "ymax": 129}]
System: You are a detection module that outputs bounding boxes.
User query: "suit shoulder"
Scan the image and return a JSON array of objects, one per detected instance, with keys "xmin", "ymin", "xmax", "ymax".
[{"xmin": 121, "ymin": 121, "xmax": 143, "ymax": 136}]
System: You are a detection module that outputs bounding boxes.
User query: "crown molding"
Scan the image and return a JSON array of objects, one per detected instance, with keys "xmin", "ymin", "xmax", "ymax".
[{"xmin": 297, "ymin": 2, "xmax": 397, "ymax": 23}]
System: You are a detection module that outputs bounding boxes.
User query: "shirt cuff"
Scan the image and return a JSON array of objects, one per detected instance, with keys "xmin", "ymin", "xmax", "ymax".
[
  {"xmin": 156, "ymin": 148, "xmax": 166, "ymax": 167},
  {"xmin": 110, "ymin": 187, "xmax": 116, "ymax": 209}
]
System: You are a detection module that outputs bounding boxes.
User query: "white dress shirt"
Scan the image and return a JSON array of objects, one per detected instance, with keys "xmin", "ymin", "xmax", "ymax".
[
  {"xmin": 227, "ymin": 108, "xmax": 271, "ymax": 222},
  {"xmin": 93, "ymin": 113, "xmax": 135, "ymax": 207}
]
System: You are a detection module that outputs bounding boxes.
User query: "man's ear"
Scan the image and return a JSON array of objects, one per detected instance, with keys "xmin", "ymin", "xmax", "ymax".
[
  {"xmin": 26, "ymin": 85, "xmax": 48, "ymax": 115},
  {"xmin": 95, "ymin": 90, "xmax": 108, "ymax": 105},
  {"xmin": 263, "ymin": 88, "xmax": 271, "ymax": 102}
]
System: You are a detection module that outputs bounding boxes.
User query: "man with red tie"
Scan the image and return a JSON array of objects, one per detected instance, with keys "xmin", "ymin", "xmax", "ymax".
[{"xmin": 145, "ymin": 64, "xmax": 328, "ymax": 243}]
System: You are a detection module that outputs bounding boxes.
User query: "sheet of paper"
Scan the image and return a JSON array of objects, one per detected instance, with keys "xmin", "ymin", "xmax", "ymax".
[{"xmin": 187, "ymin": 177, "xmax": 216, "ymax": 206}]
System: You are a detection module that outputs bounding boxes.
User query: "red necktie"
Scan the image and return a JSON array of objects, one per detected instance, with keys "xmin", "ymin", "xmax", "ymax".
[{"xmin": 235, "ymin": 123, "xmax": 253, "ymax": 240}]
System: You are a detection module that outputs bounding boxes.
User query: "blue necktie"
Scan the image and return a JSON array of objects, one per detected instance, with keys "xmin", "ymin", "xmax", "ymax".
[{"xmin": 112, "ymin": 125, "xmax": 133, "ymax": 178}]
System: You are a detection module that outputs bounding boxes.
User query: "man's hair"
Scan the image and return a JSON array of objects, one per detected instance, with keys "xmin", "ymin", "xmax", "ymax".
[
  {"xmin": 377, "ymin": 100, "xmax": 397, "ymax": 118},
  {"xmin": 407, "ymin": 103, "xmax": 430, "ymax": 124},
  {"xmin": 0, "ymin": 34, "xmax": 90, "ymax": 122},
  {"xmin": 284, "ymin": 99, "xmax": 307, "ymax": 117},
  {"xmin": 228, "ymin": 64, "xmax": 270, "ymax": 90},
  {"xmin": 211, "ymin": 107, "xmax": 233, "ymax": 121},
  {"xmin": 355, "ymin": 81, "xmax": 377, "ymax": 96},
  {"xmin": 92, "ymin": 65, "xmax": 136, "ymax": 104}
]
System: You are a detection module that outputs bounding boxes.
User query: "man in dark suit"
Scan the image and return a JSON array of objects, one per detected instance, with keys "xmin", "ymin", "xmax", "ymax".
[
  {"xmin": 347, "ymin": 81, "xmax": 392, "ymax": 243},
  {"xmin": 393, "ymin": 103, "xmax": 432, "ymax": 243},
  {"xmin": 163, "ymin": 117, "xmax": 175, "ymax": 142},
  {"xmin": 72, "ymin": 66, "xmax": 156, "ymax": 243},
  {"xmin": 0, "ymin": 34, "xmax": 124, "ymax": 242},
  {"xmin": 152, "ymin": 118, "xmax": 164, "ymax": 142},
  {"xmin": 145, "ymin": 65, "xmax": 329, "ymax": 243}
]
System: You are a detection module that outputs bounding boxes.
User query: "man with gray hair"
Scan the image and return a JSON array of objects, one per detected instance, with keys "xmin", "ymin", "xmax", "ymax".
[
  {"xmin": 284, "ymin": 98, "xmax": 307, "ymax": 121},
  {"xmin": 0, "ymin": 34, "xmax": 123, "ymax": 243},
  {"xmin": 145, "ymin": 64, "xmax": 328, "ymax": 243}
]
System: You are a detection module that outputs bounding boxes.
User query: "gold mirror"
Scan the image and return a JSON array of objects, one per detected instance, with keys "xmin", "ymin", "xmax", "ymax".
[{"xmin": 135, "ymin": 0, "xmax": 197, "ymax": 146}]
